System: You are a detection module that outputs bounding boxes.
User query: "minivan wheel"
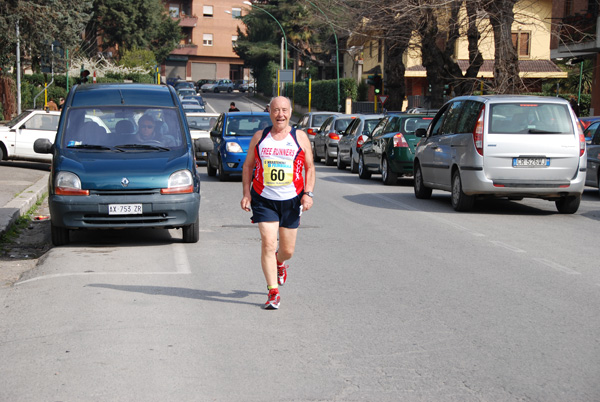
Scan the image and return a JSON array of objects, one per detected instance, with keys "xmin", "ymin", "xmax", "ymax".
[
  {"xmin": 555, "ymin": 195, "xmax": 581, "ymax": 214},
  {"xmin": 227, "ymin": 87, "xmax": 233, "ymax": 93},
  {"xmin": 51, "ymin": 223, "xmax": 70, "ymax": 246},
  {"xmin": 182, "ymin": 215, "xmax": 200, "ymax": 243},
  {"xmin": 414, "ymin": 164, "xmax": 432, "ymax": 199},
  {"xmin": 451, "ymin": 170, "xmax": 475, "ymax": 211},
  {"xmin": 358, "ymin": 154, "xmax": 371, "ymax": 179},
  {"xmin": 350, "ymin": 151, "xmax": 358, "ymax": 173},
  {"xmin": 382, "ymin": 157, "xmax": 398, "ymax": 185}
]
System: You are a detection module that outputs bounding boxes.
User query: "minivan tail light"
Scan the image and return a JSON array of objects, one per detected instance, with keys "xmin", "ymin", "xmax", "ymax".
[
  {"xmin": 473, "ymin": 106, "xmax": 485, "ymax": 156},
  {"xmin": 328, "ymin": 132, "xmax": 339, "ymax": 140},
  {"xmin": 307, "ymin": 128, "xmax": 315, "ymax": 136},
  {"xmin": 577, "ymin": 122, "xmax": 586, "ymax": 157},
  {"xmin": 356, "ymin": 135, "xmax": 365, "ymax": 148},
  {"xmin": 393, "ymin": 133, "xmax": 408, "ymax": 147}
]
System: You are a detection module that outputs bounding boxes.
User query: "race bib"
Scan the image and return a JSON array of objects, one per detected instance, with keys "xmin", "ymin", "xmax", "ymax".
[{"xmin": 263, "ymin": 159, "xmax": 293, "ymax": 186}]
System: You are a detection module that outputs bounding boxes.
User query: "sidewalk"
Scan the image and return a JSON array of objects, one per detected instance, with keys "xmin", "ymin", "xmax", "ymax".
[{"xmin": 0, "ymin": 163, "xmax": 49, "ymax": 238}]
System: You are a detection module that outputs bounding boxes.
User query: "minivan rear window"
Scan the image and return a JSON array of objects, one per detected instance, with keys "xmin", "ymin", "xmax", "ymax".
[{"xmin": 489, "ymin": 103, "xmax": 573, "ymax": 134}]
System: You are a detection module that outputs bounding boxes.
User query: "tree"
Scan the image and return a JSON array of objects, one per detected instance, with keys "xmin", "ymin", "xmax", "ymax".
[
  {"xmin": 482, "ymin": 0, "xmax": 522, "ymax": 93},
  {"xmin": 86, "ymin": 0, "xmax": 181, "ymax": 63},
  {"xmin": 0, "ymin": 0, "xmax": 93, "ymax": 73}
]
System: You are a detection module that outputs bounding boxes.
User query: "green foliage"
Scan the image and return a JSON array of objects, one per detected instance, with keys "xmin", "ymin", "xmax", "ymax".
[
  {"xmin": 90, "ymin": 0, "xmax": 181, "ymax": 62},
  {"xmin": 290, "ymin": 78, "xmax": 358, "ymax": 111},
  {"xmin": 357, "ymin": 79, "xmax": 369, "ymax": 101},
  {"xmin": 256, "ymin": 62, "xmax": 280, "ymax": 97},
  {"xmin": 118, "ymin": 48, "xmax": 157, "ymax": 73}
]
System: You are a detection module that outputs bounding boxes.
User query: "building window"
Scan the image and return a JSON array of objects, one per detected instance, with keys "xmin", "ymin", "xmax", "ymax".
[
  {"xmin": 203, "ymin": 33, "xmax": 213, "ymax": 46},
  {"xmin": 232, "ymin": 35, "xmax": 238, "ymax": 47},
  {"xmin": 232, "ymin": 8, "xmax": 242, "ymax": 18},
  {"xmin": 512, "ymin": 31, "xmax": 530, "ymax": 57},
  {"xmin": 203, "ymin": 5, "xmax": 213, "ymax": 17},
  {"xmin": 169, "ymin": 4, "xmax": 179, "ymax": 17}
]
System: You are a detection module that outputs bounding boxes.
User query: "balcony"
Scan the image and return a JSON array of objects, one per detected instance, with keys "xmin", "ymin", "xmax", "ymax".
[
  {"xmin": 178, "ymin": 15, "xmax": 197, "ymax": 28},
  {"xmin": 171, "ymin": 44, "xmax": 198, "ymax": 56}
]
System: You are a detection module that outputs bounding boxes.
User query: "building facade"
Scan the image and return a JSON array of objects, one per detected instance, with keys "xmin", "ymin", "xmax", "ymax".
[{"xmin": 162, "ymin": 1, "xmax": 251, "ymax": 83}]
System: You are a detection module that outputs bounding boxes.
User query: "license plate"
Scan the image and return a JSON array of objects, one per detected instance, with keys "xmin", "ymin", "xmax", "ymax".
[
  {"xmin": 108, "ymin": 204, "xmax": 142, "ymax": 215},
  {"xmin": 512, "ymin": 157, "xmax": 549, "ymax": 167}
]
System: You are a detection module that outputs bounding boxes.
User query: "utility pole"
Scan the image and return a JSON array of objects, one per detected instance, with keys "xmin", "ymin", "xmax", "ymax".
[{"xmin": 16, "ymin": 20, "xmax": 22, "ymax": 114}]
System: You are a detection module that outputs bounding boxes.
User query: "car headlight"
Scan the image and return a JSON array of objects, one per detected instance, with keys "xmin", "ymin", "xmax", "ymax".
[
  {"xmin": 162, "ymin": 169, "xmax": 194, "ymax": 194},
  {"xmin": 226, "ymin": 142, "xmax": 243, "ymax": 153},
  {"xmin": 55, "ymin": 171, "xmax": 89, "ymax": 196}
]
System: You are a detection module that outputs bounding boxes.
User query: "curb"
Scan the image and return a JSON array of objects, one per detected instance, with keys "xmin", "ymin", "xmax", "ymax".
[{"xmin": 0, "ymin": 174, "xmax": 49, "ymax": 238}]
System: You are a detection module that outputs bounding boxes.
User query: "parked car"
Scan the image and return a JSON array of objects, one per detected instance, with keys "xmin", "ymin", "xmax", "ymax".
[
  {"xmin": 183, "ymin": 94, "xmax": 205, "ymax": 106},
  {"xmin": 0, "ymin": 109, "xmax": 60, "ymax": 162},
  {"xmin": 582, "ymin": 119, "xmax": 600, "ymax": 144},
  {"xmin": 295, "ymin": 111, "xmax": 341, "ymax": 146},
  {"xmin": 177, "ymin": 88, "xmax": 197, "ymax": 98},
  {"xmin": 206, "ymin": 112, "xmax": 271, "ymax": 180},
  {"xmin": 182, "ymin": 103, "xmax": 206, "ymax": 113},
  {"xmin": 413, "ymin": 95, "xmax": 586, "ymax": 213},
  {"xmin": 358, "ymin": 113, "xmax": 434, "ymax": 184},
  {"xmin": 585, "ymin": 126, "xmax": 600, "ymax": 193},
  {"xmin": 313, "ymin": 114, "xmax": 359, "ymax": 165},
  {"xmin": 195, "ymin": 79, "xmax": 212, "ymax": 91},
  {"xmin": 234, "ymin": 80, "xmax": 254, "ymax": 93},
  {"xmin": 186, "ymin": 112, "xmax": 219, "ymax": 161},
  {"xmin": 174, "ymin": 80, "xmax": 196, "ymax": 93},
  {"xmin": 34, "ymin": 83, "xmax": 205, "ymax": 245},
  {"xmin": 201, "ymin": 79, "xmax": 234, "ymax": 93},
  {"xmin": 337, "ymin": 114, "xmax": 384, "ymax": 172},
  {"xmin": 579, "ymin": 115, "xmax": 600, "ymax": 130}
]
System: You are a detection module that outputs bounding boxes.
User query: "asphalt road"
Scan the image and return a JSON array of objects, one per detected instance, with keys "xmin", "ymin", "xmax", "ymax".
[{"xmin": 1, "ymin": 96, "xmax": 599, "ymax": 400}]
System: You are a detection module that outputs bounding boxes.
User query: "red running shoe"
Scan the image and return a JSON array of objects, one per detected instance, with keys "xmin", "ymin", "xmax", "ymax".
[
  {"xmin": 276, "ymin": 252, "xmax": 288, "ymax": 286},
  {"xmin": 264, "ymin": 288, "xmax": 280, "ymax": 310}
]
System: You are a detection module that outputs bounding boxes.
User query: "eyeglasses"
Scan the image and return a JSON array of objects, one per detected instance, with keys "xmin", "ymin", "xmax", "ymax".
[{"xmin": 140, "ymin": 125, "xmax": 154, "ymax": 129}]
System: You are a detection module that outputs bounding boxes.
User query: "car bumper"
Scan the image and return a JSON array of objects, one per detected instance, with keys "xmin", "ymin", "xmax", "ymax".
[
  {"xmin": 49, "ymin": 192, "xmax": 200, "ymax": 230},
  {"xmin": 460, "ymin": 168, "xmax": 586, "ymax": 198},
  {"xmin": 221, "ymin": 152, "xmax": 246, "ymax": 174},
  {"xmin": 389, "ymin": 148, "xmax": 415, "ymax": 175}
]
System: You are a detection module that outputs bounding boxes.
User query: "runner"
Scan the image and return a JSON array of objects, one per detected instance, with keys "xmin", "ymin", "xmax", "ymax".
[{"xmin": 240, "ymin": 96, "xmax": 315, "ymax": 309}]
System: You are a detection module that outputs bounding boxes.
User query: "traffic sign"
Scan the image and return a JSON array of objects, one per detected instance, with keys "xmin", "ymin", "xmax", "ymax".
[{"xmin": 379, "ymin": 95, "xmax": 388, "ymax": 104}]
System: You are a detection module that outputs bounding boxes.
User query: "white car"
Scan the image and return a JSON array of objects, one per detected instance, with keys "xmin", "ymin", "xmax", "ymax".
[
  {"xmin": 185, "ymin": 112, "xmax": 219, "ymax": 161},
  {"xmin": 413, "ymin": 95, "xmax": 586, "ymax": 213},
  {"xmin": 0, "ymin": 109, "xmax": 60, "ymax": 162},
  {"xmin": 201, "ymin": 79, "xmax": 234, "ymax": 93}
]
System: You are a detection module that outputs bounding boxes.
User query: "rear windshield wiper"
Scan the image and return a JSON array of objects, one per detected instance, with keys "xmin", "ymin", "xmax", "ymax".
[
  {"xmin": 527, "ymin": 129, "xmax": 563, "ymax": 134},
  {"xmin": 114, "ymin": 144, "xmax": 171, "ymax": 151}
]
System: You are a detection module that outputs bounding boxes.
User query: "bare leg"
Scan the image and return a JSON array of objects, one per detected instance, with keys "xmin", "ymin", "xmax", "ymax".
[
  {"xmin": 277, "ymin": 227, "xmax": 298, "ymax": 263},
  {"xmin": 258, "ymin": 221, "xmax": 280, "ymax": 287}
]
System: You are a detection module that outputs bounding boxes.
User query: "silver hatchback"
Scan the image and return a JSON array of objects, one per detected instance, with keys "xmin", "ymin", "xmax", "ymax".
[{"xmin": 413, "ymin": 95, "xmax": 586, "ymax": 213}]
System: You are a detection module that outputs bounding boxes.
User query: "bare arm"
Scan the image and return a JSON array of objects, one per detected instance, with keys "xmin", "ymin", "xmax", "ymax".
[
  {"xmin": 296, "ymin": 129, "xmax": 315, "ymax": 211},
  {"xmin": 240, "ymin": 130, "xmax": 262, "ymax": 211}
]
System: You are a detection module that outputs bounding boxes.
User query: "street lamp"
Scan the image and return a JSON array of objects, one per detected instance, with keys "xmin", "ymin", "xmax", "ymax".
[
  {"xmin": 305, "ymin": 0, "xmax": 340, "ymax": 111},
  {"xmin": 242, "ymin": 1, "xmax": 288, "ymax": 70}
]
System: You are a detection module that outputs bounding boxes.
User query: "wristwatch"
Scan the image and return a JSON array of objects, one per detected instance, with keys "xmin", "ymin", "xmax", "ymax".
[{"xmin": 304, "ymin": 191, "xmax": 314, "ymax": 198}]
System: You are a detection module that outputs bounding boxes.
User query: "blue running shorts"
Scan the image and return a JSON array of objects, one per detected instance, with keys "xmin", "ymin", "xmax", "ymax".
[{"xmin": 250, "ymin": 187, "xmax": 302, "ymax": 229}]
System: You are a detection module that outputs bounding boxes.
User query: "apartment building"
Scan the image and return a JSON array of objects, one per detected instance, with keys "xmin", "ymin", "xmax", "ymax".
[
  {"xmin": 551, "ymin": 0, "xmax": 600, "ymax": 114},
  {"xmin": 162, "ymin": 1, "xmax": 250, "ymax": 83},
  {"xmin": 344, "ymin": 0, "xmax": 567, "ymax": 106}
]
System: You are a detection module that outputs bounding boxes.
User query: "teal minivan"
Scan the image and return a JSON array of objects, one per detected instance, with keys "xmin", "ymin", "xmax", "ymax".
[{"xmin": 35, "ymin": 83, "xmax": 203, "ymax": 246}]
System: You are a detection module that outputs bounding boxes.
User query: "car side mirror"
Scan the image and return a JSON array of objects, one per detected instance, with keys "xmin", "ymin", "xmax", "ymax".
[
  {"xmin": 415, "ymin": 128, "xmax": 427, "ymax": 137},
  {"xmin": 34, "ymin": 138, "xmax": 53, "ymax": 154}
]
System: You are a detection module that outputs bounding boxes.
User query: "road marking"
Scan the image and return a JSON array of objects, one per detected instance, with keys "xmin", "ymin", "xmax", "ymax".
[
  {"xmin": 172, "ymin": 243, "xmax": 191, "ymax": 273},
  {"xmin": 489, "ymin": 241, "xmax": 525, "ymax": 253},
  {"xmin": 533, "ymin": 258, "xmax": 580, "ymax": 275},
  {"xmin": 16, "ymin": 243, "xmax": 192, "ymax": 285}
]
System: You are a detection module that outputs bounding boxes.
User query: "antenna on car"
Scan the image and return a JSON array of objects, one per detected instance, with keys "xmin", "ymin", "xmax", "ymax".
[{"xmin": 118, "ymin": 89, "xmax": 125, "ymax": 104}]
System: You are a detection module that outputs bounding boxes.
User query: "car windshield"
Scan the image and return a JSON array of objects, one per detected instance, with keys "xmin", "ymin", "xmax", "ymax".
[
  {"xmin": 365, "ymin": 118, "xmax": 382, "ymax": 134},
  {"xmin": 489, "ymin": 103, "xmax": 573, "ymax": 134},
  {"xmin": 61, "ymin": 106, "xmax": 185, "ymax": 150},
  {"xmin": 225, "ymin": 115, "xmax": 272, "ymax": 136},
  {"xmin": 334, "ymin": 118, "xmax": 354, "ymax": 132},
  {"xmin": 7, "ymin": 111, "xmax": 36, "ymax": 128},
  {"xmin": 403, "ymin": 117, "xmax": 433, "ymax": 134}
]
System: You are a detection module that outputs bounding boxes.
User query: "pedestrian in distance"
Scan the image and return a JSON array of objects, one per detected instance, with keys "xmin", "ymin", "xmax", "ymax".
[
  {"xmin": 58, "ymin": 97, "xmax": 65, "ymax": 110},
  {"xmin": 240, "ymin": 96, "xmax": 315, "ymax": 309},
  {"xmin": 46, "ymin": 98, "xmax": 58, "ymax": 111},
  {"xmin": 229, "ymin": 102, "xmax": 240, "ymax": 112}
]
